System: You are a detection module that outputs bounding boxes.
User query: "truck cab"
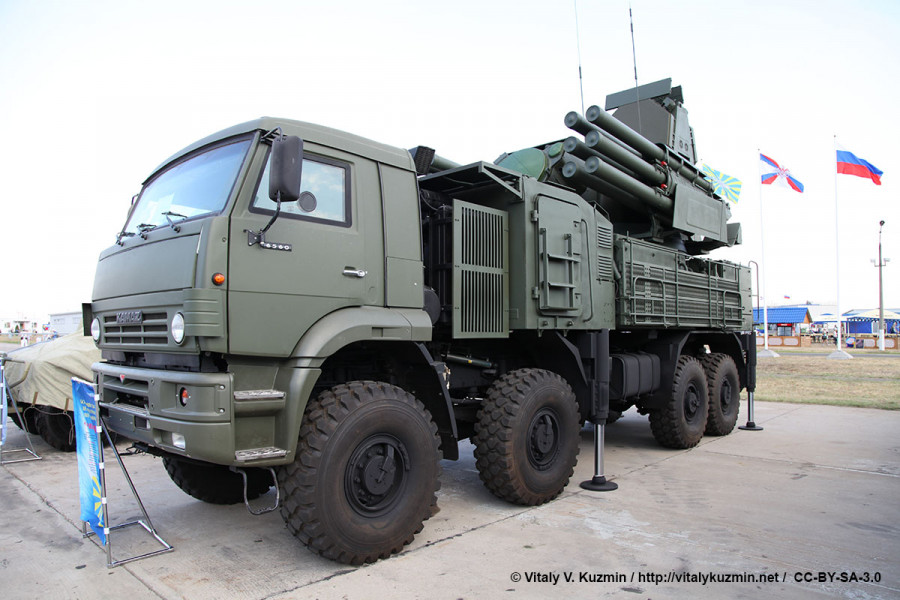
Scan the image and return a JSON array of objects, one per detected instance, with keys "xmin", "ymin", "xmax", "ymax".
[{"xmin": 89, "ymin": 119, "xmax": 433, "ymax": 468}]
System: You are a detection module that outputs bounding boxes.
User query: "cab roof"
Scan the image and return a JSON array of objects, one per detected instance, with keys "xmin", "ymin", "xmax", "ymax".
[{"xmin": 148, "ymin": 117, "xmax": 416, "ymax": 181}]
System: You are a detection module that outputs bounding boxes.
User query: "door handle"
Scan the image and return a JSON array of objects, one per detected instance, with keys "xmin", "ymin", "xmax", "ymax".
[{"xmin": 342, "ymin": 268, "xmax": 368, "ymax": 278}]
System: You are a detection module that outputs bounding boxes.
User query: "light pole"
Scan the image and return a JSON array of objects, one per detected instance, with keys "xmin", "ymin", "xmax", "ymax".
[{"xmin": 872, "ymin": 221, "xmax": 889, "ymax": 351}]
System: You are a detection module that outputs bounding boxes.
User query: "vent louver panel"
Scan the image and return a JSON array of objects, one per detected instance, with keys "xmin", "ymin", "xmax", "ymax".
[
  {"xmin": 597, "ymin": 223, "xmax": 614, "ymax": 281},
  {"xmin": 452, "ymin": 201, "xmax": 509, "ymax": 338}
]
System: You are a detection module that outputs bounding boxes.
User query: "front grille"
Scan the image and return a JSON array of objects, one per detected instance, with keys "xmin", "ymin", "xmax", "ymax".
[
  {"xmin": 103, "ymin": 311, "xmax": 168, "ymax": 345},
  {"xmin": 99, "ymin": 371, "xmax": 149, "ymax": 409}
]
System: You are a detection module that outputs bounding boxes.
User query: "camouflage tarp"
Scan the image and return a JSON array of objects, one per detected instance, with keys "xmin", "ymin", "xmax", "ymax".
[{"xmin": 2, "ymin": 331, "xmax": 99, "ymax": 412}]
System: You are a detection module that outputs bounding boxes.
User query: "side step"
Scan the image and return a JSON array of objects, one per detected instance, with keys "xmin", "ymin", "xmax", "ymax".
[
  {"xmin": 234, "ymin": 467, "xmax": 280, "ymax": 515},
  {"xmin": 234, "ymin": 447, "xmax": 288, "ymax": 462},
  {"xmin": 233, "ymin": 390, "xmax": 285, "ymax": 416}
]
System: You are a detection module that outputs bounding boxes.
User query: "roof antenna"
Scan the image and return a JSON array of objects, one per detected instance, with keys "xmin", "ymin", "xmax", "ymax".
[
  {"xmin": 574, "ymin": 0, "xmax": 585, "ymax": 115},
  {"xmin": 629, "ymin": 4, "xmax": 643, "ymax": 134}
]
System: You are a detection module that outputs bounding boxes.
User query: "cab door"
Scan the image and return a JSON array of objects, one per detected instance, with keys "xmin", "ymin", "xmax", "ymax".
[{"xmin": 228, "ymin": 144, "xmax": 384, "ymax": 357}]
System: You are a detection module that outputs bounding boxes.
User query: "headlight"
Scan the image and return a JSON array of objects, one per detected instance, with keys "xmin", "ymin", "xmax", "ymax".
[
  {"xmin": 91, "ymin": 317, "xmax": 101, "ymax": 342},
  {"xmin": 171, "ymin": 312, "xmax": 186, "ymax": 344}
]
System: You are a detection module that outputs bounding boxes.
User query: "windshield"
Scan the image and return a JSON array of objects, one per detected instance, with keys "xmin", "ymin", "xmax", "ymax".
[{"xmin": 124, "ymin": 139, "xmax": 251, "ymax": 235}]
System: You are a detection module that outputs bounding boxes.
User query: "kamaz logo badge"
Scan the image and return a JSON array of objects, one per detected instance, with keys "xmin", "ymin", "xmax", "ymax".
[{"xmin": 116, "ymin": 310, "xmax": 143, "ymax": 324}]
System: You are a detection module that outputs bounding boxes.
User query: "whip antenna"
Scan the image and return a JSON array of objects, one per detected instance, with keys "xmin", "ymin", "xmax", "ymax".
[
  {"xmin": 574, "ymin": 0, "xmax": 585, "ymax": 115},
  {"xmin": 629, "ymin": 4, "xmax": 643, "ymax": 134}
]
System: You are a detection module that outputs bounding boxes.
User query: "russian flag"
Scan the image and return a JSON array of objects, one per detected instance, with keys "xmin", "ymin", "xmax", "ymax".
[
  {"xmin": 836, "ymin": 145, "xmax": 883, "ymax": 185},
  {"xmin": 760, "ymin": 153, "xmax": 804, "ymax": 193}
]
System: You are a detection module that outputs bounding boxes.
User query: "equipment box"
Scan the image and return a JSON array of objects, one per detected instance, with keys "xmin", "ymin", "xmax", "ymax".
[{"xmin": 615, "ymin": 236, "xmax": 751, "ymax": 330}]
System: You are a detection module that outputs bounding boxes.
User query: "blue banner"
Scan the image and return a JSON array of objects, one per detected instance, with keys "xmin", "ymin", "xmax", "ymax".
[{"xmin": 72, "ymin": 378, "xmax": 106, "ymax": 545}]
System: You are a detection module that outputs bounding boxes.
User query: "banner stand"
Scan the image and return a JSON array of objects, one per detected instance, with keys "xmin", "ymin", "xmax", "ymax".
[
  {"xmin": 73, "ymin": 377, "xmax": 173, "ymax": 568},
  {"xmin": 81, "ymin": 415, "xmax": 174, "ymax": 567},
  {"xmin": 0, "ymin": 357, "xmax": 42, "ymax": 465}
]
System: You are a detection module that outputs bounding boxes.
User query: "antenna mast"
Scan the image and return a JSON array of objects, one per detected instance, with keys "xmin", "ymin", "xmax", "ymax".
[
  {"xmin": 629, "ymin": 4, "xmax": 643, "ymax": 134},
  {"xmin": 574, "ymin": 0, "xmax": 585, "ymax": 115}
]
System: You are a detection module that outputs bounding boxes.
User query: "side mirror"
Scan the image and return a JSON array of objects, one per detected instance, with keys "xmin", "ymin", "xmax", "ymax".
[{"xmin": 268, "ymin": 135, "xmax": 303, "ymax": 203}]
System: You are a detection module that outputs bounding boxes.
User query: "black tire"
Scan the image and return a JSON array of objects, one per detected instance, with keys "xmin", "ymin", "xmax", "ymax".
[
  {"xmin": 701, "ymin": 353, "xmax": 741, "ymax": 436},
  {"xmin": 278, "ymin": 381, "xmax": 442, "ymax": 565},
  {"xmin": 163, "ymin": 456, "xmax": 272, "ymax": 504},
  {"xmin": 36, "ymin": 407, "xmax": 76, "ymax": 452},
  {"xmin": 473, "ymin": 368, "xmax": 580, "ymax": 506},
  {"xmin": 5, "ymin": 387, "xmax": 39, "ymax": 433},
  {"xmin": 10, "ymin": 406, "xmax": 40, "ymax": 434},
  {"xmin": 649, "ymin": 356, "xmax": 709, "ymax": 449}
]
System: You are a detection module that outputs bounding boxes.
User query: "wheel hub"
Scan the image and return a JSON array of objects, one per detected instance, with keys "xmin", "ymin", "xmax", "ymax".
[
  {"xmin": 720, "ymin": 379, "xmax": 733, "ymax": 410},
  {"xmin": 527, "ymin": 408, "xmax": 560, "ymax": 470},
  {"xmin": 684, "ymin": 383, "xmax": 701, "ymax": 419},
  {"xmin": 362, "ymin": 450, "xmax": 397, "ymax": 495},
  {"xmin": 345, "ymin": 434, "xmax": 408, "ymax": 516}
]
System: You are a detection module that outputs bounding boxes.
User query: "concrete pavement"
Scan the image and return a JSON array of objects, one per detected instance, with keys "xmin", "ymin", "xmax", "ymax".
[{"xmin": 2, "ymin": 400, "xmax": 898, "ymax": 599}]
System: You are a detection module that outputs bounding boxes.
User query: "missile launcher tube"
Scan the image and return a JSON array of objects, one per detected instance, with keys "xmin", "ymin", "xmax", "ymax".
[
  {"xmin": 584, "ymin": 156, "xmax": 673, "ymax": 215},
  {"xmin": 564, "ymin": 111, "xmax": 670, "ymax": 190},
  {"xmin": 564, "ymin": 111, "xmax": 599, "ymax": 137},
  {"xmin": 563, "ymin": 137, "xmax": 639, "ymax": 181},
  {"xmin": 564, "ymin": 112, "xmax": 644, "ymax": 158},
  {"xmin": 582, "ymin": 130, "xmax": 665, "ymax": 187},
  {"xmin": 585, "ymin": 105, "xmax": 713, "ymax": 193},
  {"xmin": 560, "ymin": 157, "xmax": 640, "ymax": 204}
]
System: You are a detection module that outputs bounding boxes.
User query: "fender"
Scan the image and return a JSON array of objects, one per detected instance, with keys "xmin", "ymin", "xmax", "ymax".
[
  {"xmin": 281, "ymin": 306, "xmax": 459, "ymax": 459},
  {"xmin": 291, "ymin": 306, "xmax": 433, "ymax": 366}
]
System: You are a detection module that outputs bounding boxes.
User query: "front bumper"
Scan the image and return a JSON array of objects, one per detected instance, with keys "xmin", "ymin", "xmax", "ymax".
[{"xmin": 94, "ymin": 362, "xmax": 237, "ymax": 464}]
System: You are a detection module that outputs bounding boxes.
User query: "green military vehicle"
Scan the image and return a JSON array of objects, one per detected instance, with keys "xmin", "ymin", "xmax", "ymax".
[{"xmin": 86, "ymin": 78, "xmax": 755, "ymax": 565}]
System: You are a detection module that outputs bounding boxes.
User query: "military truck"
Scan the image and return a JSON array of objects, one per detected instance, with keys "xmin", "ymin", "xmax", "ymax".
[
  {"xmin": 2, "ymin": 331, "xmax": 101, "ymax": 451},
  {"xmin": 85, "ymin": 78, "xmax": 755, "ymax": 565}
]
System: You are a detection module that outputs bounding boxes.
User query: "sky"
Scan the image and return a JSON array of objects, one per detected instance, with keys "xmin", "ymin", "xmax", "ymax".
[{"xmin": 1, "ymin": 0, "xmax": 898, "ymax": 322}]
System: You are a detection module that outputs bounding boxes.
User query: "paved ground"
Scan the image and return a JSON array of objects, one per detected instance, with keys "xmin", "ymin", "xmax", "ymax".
[{"xmin": 2, "ymin": 400, "xmax": 898, "ymax": 599}]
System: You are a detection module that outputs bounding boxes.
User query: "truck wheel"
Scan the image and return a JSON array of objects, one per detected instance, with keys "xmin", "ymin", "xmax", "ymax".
[
  {"xmin": 163, "ymin": 457, "xmax": 271, "ymax": 504},
  {"xmin": 36, "ymin": 407, "xmax": 76, "ymax": 452},
  {"xmin": 10, "ymin": 406, "xmax": 40, "ymax": 434},
  {"xmin": 6, "ymin": 387, "xmax": 39, "ymax": 433},
  {"xmin": 701, "ymin": 353, "xmax": 740, "ymax": 436},
  {"xmin": 473, "ymin": 369, "xmax": 580, "ymax": 506},
  {"xmin": 278, "ymin": 381, "xmax": 441, "ymax": 565},
  {"xmin": 649, "ymin": 356, "xmax": 709, "ymax": 449}
]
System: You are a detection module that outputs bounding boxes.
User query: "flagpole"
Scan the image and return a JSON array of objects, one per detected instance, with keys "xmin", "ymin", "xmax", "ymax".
[
  {"xmin": 757, "ymin": 149, "xmax": 778, "ymax": 358},
  {"xmin": 830, "ymin": 134, "xmax": 853, "ymax": 360}
]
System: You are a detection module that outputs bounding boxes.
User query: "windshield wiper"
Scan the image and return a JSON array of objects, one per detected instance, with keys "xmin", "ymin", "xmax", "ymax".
[
  {"xmin": 133, "ymin": 213, "xmax": 186, "ymax": 241},
  {"xmin": 163, "ymin": 211, "xmax": 187, "ymax": 232},
  {"xmin": 137, "ymin": 223, "xmax": 156, "ymax": 239},
  {"xmin": 116, "ymin": 231, "xmax": 135, "ymax": 246}
]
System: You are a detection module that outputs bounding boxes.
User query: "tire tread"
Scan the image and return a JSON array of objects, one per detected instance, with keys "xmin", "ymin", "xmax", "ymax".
[
  {"xmin": 278, "ymin": 381, "xmax": 441, "ymax": 565},
  {"xmin": 649, "ymin": 356, "xmax": 709, "ymax": 449},
  {"xmin": 473, "ymin": 369, "xmax": 579, "ymax": 506},
  {"xmin": 700, "ymin": 353, "xmax": 741, "ymax": 436}
]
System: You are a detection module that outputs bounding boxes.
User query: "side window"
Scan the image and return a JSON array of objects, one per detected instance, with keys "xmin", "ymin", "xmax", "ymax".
[{"xmin": 252, "ymin": 154, "xmax": 350, "ymax": 225}]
